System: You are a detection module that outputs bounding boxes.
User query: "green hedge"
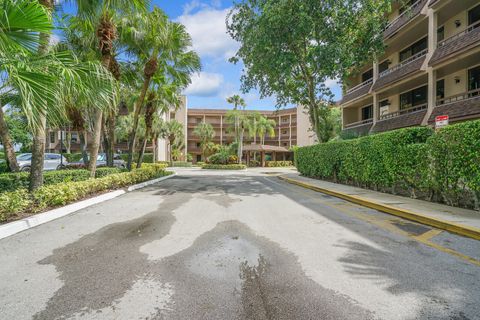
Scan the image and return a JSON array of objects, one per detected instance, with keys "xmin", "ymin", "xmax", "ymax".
[
  {"xmin": 119, "ymin": 153, "xmax": 154, "ymax": 163},
  {"xmin": 0, "ymin": 167, "xmax": 123, "ymax": 193},
  {"xmin": 296, "ymin": 122, "xmax": 480, "ymax": 209},
  {"xmin": 202, "ymin": 164, "xmax": 246, "ymax": 170},
  {"xmin": 266, "ymin": 161, "xmax": 294, "ymax": 167},
  {"xmin": 170, "ymin": 161, "xmax": 193, "ymax": 167},
  {"xmin": 0, "ymin": 164, "xmax": 171, "ymax": 222}
]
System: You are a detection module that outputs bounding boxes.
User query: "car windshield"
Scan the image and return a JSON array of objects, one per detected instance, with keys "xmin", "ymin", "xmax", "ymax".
[
  {"xmin": 97, "ymin": 154, "xmax": 106, "ymax": 161},
  {"xmin": 17, "ymin": 154, "xmax": 32, "ymax": 160}
]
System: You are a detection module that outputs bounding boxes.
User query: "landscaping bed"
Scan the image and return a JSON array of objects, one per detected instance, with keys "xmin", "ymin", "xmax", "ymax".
[
  {"xmin": 202, "ymin": 164, "xmax": 247, "ymax": 170},
  {"xmin": 266, "ymin": 161, "xmax": 294, "ymax": 167},
  {"xmin": 0, "ymin": 163, "xmax": 171, "ymax": 223}
]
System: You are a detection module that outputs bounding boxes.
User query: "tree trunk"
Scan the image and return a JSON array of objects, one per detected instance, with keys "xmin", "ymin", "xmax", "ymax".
[
  {"xmin": 136, "ymin": 95, "xmax": 155, "ymax": 169},
  {"xmin": 65, "ymin": 131, "xmax": 71, "ymax": 154},
  {"xmin": 87, "ymin": 108, "xmax": 103, "ymax": 178},
  {"xmin": 104, "ymin": 111, "xmax": 115, "ymax": 167},
  {"xmin": 29, "ymin": 112, "xmax": 46, "ymax": 191},
  {"xmin": 0, "ymin": 105, "xmax": 19, "ymax": 172},
  {"xmin": 152, "ymin": 138, "xmax": 157, "ymax": 163}
]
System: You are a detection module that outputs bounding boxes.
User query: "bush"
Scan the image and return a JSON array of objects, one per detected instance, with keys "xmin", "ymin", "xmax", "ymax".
[
  {"xmin": 195, "ymin": 161, "xmax": 206, "ymax": 167},
  {"xmin": 202, "ymin": 164, "xmax": 246, "ymax": 170},
  {"xmin": 248, "ymin": 159, "xmax": 260, "ymax": 167},
  {"xmin": 0, "ymin": 164, "xmax": 171, "ymax": 221},
  {"xmin": 170, "ymin": 161, "xmax": 192, "ymax": 167},
  {"xmin": 64, "ymin": 153, "xmax": 83, "ymax": 162},
  {"xmin": 0, "ymin": 168, "xmax": 124, "ymax": 193},
  {"xmin": 119, "ymin": 153, "xmax": 154, "ymax": 163},
  {"xmin": 266, "ymin": 161, "xmax": 294, "ymax": 167},
  {"xmin": 296, "ymin": 122, "xmax": 480, "ymax": 210}
]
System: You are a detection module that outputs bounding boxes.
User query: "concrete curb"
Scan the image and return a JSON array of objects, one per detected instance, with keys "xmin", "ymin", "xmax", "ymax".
[
  {"xmin": 0, "ymin": 173, "xmax": 176, "ymax": 240},
  {"xmin": 278, "ymin": 175, "xmax": 480, "ymax": 241}
]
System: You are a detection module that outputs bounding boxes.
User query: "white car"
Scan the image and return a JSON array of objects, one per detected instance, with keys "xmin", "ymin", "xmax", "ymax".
[{"xmin": 16, "ymin": 153, "xmax": 68, "ymax": 172}]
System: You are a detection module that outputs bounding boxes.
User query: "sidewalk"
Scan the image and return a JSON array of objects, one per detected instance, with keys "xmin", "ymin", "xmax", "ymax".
[{"xmin": 279, "ymin": 173, "xmax": 480, "ymax": 240}]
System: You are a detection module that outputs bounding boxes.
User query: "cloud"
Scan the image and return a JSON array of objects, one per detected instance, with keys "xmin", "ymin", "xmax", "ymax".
[
  {"xmin": 184, "ymin": 72, "xmax": 224, "ymax": 97},
  {"xmin": 177, "ymin": 5, "xmax": 239, "ymax": 60},
  {"xmin": 49, "ymin": 34, "xmax": 61, "ymax": 46},
  {"xmin": 324, "ymin": 78, "xmax": 339, "ymax": 89}
]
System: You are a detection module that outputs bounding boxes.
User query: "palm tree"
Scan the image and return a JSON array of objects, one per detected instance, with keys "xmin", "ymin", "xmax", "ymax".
[
  {"xmin": 0, "ymin": 0, "xmax": 51, "ymax": 172},
  {"xmin": 68, "ymin": 0, "xmax": 149, "ymax": 177},
  {"xmin": 246, "ymin": 111, "xmax": 262, "ymax": 144},
  {"xmin": 150, "ymin": 116, "xmax": 165, "ymax": 163},
  {"xmin": 123, "ymin": 7, "xmax": 201, "ymax": 170},
  {"xmin": 160, "ymin": 120, "xmax": 184, "ymax": 165},
  {"xmin": 257, "ymin": 116, "xmax": 276, "ymax": 145},
  {"xmin": 193, "ymin": 122, "xmax": 215, "ymax": 161},
  {"xmin": 226, "ymin": 95, "xmax": 247, "ymax": 163}
]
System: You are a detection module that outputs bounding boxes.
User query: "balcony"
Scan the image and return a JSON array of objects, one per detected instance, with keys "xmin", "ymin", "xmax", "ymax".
[
  {"xmin": 342, "ymin": 119, "xmax": 373, "ymax": 136},
  {"xmin": 371, "ymin": 103, "xmax": 427, "ymax": 133},
  {"xmin": 341, "ymin": 79, "xmax": 373, "ymax": 104},
  {"xmin": 383, "ymin": 0, "xmax": 428, "ymax": 39},
  {"xmin": 372, "ymin": 49, "xmax": 427, "ymax": 91},
  {"xmin": 429, "ymin": 89, "xmax": 480, "ymax": 123},
  {"xmin": 430, "ymin": 21, "xmax": 480, "ymax": 66}
]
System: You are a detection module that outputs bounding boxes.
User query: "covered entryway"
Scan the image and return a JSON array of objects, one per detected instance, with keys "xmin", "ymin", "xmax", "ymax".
[{"xmin": 243, "ymin": 144, "xmax": 292, "ymax": 167}]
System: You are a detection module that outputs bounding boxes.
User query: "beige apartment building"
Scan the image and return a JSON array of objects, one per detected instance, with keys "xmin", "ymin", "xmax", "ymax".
[
  {"xmin": 160, "ymin": 102, "xmax": 315, "ymax": 163},
  {"xmin": 341, "ymin": 0, "xmax": 480, "ymax": 136}
]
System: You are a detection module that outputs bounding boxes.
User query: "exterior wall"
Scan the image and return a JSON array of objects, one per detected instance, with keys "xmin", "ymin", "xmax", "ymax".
[
  {"xmin": 442, "ymin": 11, "xmax": 467, "ymax": 39},
  {"xmin": 443, "ymin": 69, "xmax": 468, "ymax": 97}
]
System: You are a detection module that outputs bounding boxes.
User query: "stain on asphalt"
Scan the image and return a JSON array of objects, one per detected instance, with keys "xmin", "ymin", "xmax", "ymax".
[{"xmin": 154, "ymin": 221, "xmax": 375, "ymax": 320}]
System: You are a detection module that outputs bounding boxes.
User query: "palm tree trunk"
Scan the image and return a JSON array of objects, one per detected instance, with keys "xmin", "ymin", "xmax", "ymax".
[
  {"xmin": 152, "ymin": 137, "xmax": 157, "ymax": 163},
  {"xmin": 104, "ymin": 111, "xmax": 115, "ymax": 167},
  {"xmin": 87, "ymin": 108, "xmax": 103, "ymax": 177},
  {"xmin": 30, "ymin": 0, "xmax": 53, "ymax": 191},
  {"xmin": 0, "ymin": 105, "xmax": 19, "ymax": 172},
  {"xmin": 136, "ymin": 95, "xmax": 155, "ymax": 169}
]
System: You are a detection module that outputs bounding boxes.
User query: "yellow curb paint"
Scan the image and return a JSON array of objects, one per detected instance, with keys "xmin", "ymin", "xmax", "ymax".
[{"xmin": 278, "ymin": 175, "xmax": 480, "ymax": 241}]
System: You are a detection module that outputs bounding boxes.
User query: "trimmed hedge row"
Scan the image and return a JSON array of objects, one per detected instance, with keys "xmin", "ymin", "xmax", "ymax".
[
  {"xmin": 202, "ymin": 164, "xmax": 247, "ymax": 170},
  {"xmin": 296, "ymin": 121, "xmax": 480, "ymax": 210},
  {"xmin": 266, "ymin": 161, "xmax": 294, "ymax": 167},
  {"xmin": 0, "ymin": 164, "xmax": 171, "ymax": 222},
  {"xmin": 0, "ymin": 167, "xmax": 123, "ymax": 193}
]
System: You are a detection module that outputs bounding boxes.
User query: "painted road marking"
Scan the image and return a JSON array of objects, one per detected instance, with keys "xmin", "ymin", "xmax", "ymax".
[{"xmin": 265, "ymin": 176, "xmax": 480, "ymax": 267}]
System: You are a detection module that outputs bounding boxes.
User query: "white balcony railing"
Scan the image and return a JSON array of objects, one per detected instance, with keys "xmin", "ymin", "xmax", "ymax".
[
  {"xmin": 379, "ymin": 103, "xmax": 427, "ymax": 120},
  {"xmin": 378, "ymin": 49, "xmax": 428, "ymax": 78},
  {"xmin": 344, "ymin": 118, "xmax": 373, "ymax": 128},
  {"xmin": 437, "ymin": 20, "xmax": 480, "ymax": 48},
  {"xmin": 346, "ymin": 78, "xmax": 373, "ymax": 95},
  {"xmin": 436, "ymin": 88, "xmax": 480, "ymax": 106},
  {"xmin": 383, "ymin": 0, "xmax": 423, "ymax": 32}
]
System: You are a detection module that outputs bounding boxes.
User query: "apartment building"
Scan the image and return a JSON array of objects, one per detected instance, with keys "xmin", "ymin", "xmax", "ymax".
[
  {"xmin": 182, "ymin": 107, "xmax": 314, "ymax": 162},
  {"xmin": 341, "ymin": 0, "xmax": 480, "ymax": 136}
]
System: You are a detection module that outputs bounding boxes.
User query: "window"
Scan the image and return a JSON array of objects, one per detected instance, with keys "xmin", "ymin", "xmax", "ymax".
[
  {"xmin": 362, "ymin": 69, "xmax": 373, "ymax": 82},
  {"xmin": 361, "ymin": 105, "xmax": 373, "ymax": 120},
  {"xmin": 379, "ymin": 60, "xmax": 390, "ymax": 73},
  {"xmin": 196, "ymin": 155, "xmax": 202, "ymax": 162},
  {"xmin": 49, "ymin": 132, "xmax": 56, "ymax": 144},
  {"xmin": 469, "ymin": 66, "xmax": 480, "ymax": 92},
  {"xmin": 196, "ymin": 142, "xmax": 201, "ymax": 148},
  {"xmin": 282, "ymin": 130, "xmax": 287, "ymax": 135},
  {"xmin": 170, "ymin": 113, "xmax": 176, "ymax": 120},
  {"xmin": 71, "ymin": 133, "xmax": 79, "ymax": 143},
  {"xmin": 400, "ymin": 85, "xmax": 428, "ymax": 110},
  {"xmin": 436, "ymin": 79, "xmax": 445, "ymax": 100},
  {"xmin": 468, "ymin": 4, "xmax": 480, "ymax": 26},
  {"xmin": 196, "ymin": 118, "xmax": 202, "ymax": 123},
  {"xmin": 399, "ymin": 37, "xmax": 427, "ymax": 62},
  {"xmin": 282, "ymin": 117, "xmax": 288, "ymax": 123},
  {"xmin": 437, "ymin": 26, "xmax": 445, "ymax": 42}
]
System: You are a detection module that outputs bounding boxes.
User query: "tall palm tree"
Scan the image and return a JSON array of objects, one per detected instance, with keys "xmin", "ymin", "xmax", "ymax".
[
  {"xmin": 0, "ymin": 0, "xmax": 51, "ymax": 172},
  {"xmin": 226, "ymin": 95, "xmax": 247, "ymax": 163},
  {"xmin": 160, "ymin": 120, "xmax": 184, "ymax": 165},
  {"xmin": 123, "ymin": 7, "xmax": 200, "ymax": 170},
  {"xmin": 193, "ymin": 122, "xmax": 215, "ymax": 161},
  {"xmin": 150, "ymin": 116, "xmax": 165, "ymax": 163},
  {"xmin": 246, "ymin": 111, "xmax": 262, "ymax": 144},
  {"xmin": 69, "ymin": 0, "xmax": 149, "ymax": 177},
  {"xmin": 257, "ymin": 116, "xmax": 276, "ymax": 145}
]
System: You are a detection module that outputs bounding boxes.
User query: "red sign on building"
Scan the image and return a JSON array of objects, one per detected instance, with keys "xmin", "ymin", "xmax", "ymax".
[{"xmin": 435, "ymin": 115, "xmax": 449, "ymax": 129}]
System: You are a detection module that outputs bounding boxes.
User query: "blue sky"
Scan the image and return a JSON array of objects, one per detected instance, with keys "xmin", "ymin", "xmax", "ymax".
[{"xmin": 59, "ymin": 0, "xmax": 342, "ymax": 110}]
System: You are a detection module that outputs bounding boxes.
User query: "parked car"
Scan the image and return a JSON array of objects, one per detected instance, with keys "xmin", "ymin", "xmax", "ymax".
[
  {"xmin": 16, "ymin": 153, "xmax": 68, "ymax": 172},
  {"xmin": 67, "ymin": 153, "xmax": 126, "ymax": 169}
]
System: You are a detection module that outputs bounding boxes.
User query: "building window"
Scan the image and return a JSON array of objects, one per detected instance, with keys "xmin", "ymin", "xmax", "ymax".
[
  {"xmin": 468, "ymin": 4, "xmax": 480, "ymax": 26},
  {"xmin": 71, "ymin": 133, "xmax": 79, "ymax": 143},
  {"xmin": 469, "ymin": 66, "xmax": 480, "ymax": 92},
  {"xmin": 49, "ymin": 132, "xmax": 56, "ymax": 144},
  {"xmin": 196, "ymin": 142, "xmax": 201, "ymax": 148},
  {"xmin": 400, "ymin": 85, "xmax": 427, "ymax": 110},
  {"xmin": 282, "ymin": 118, "xmax": 288, "ymax": 123},
  {"xmin": 436, "ymin": 79, "xmax": 445, "ymax": 100},
  {"xmin": 197, "ymin": 155, "xmax": 202, "ymax": 162},
  {"xmin": 196, "ymin": 118, "xmax": 202, "ymax": 123},
  {"xmin": 361, "ymin": 105, "xmax": 373, "ymax": 120},
  {"xmin": 281, "ymin": 129, "xmax": 288, "ymax": 135},
  {"xmin": 379, "ymin": 60, "xmax": 389, "ymax": 73},
  {"xmin": 362, "ymin": 69, "xmax": 373, "ymax": 82},
  {"xmin": 437, "ymin": 26, "xmax": 445, "ymax": 42},
  {"xmin": 399, "ymin": 37, "xmax": 427, "ymax": 62},
  {"xmin": 170, "ymin": 112, "xmax": 176, "ymax": 120}
]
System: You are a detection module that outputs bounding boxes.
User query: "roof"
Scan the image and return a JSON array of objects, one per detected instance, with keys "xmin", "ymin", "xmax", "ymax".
[
  {"xmin": 187, "ymin": 107, "xmax": 298, "ymax": 116},
  {"xmin": 242, "ymin": 144, "xmax": 291, "ymax": 152}
]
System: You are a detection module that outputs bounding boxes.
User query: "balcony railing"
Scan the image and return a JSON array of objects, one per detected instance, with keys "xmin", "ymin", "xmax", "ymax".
[
  {"xmin": 379, "ymin": 103, "xmax": 427, "ymax": 120},
  {"xmin": 438, "ymin": 20, "xmax": 480, "ymax": 48},
  {"xmin": 344, "ymin": 118, "xmax": 373, "ymax": 128},
  {"xmin": 378, "ymin": 49, "xmax": 428, "ymax": 78},
  {"xmin": 383, "ymin": 0, "xmax": 426, "ymax": 38},
  {"xmin": 436, "ymin": 88, "xmax": 480, "ymax": 106},
  {"xmin": 346, "ymin": 78, "xmax": 373, "ymax": 95}
]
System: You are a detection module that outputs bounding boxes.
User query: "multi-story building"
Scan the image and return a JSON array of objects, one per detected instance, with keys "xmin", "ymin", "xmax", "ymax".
[{"xmin": 341, "ymin": 0, "xmax": 480, "ymax": 136}]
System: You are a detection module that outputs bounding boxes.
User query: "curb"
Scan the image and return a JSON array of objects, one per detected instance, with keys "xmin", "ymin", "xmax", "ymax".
[
  {"xmin": 0, "ymin": 172, "xmax": 176, "ymax": 240},
  {"xmin": 278, "ymin": 175, "xmax": 480, "ymax": 241}
]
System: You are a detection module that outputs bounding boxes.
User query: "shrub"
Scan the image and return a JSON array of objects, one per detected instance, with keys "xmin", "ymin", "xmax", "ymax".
[
  {"xmin": 170, "ymin": 161, "xmax": 192, "ymax": 167},
  {"xmin": 266, "ymin": 161, "xmax": 293, "ymax": 167},
  {"xmin": 64, "ymin": 153, "xmax": 83, "ymax": 162},
  {"xmin": 0, "ymin": 164, "xmax": 171, "ymax": 221},
  {"xmin": 202, "ymin": 164, "xmax": 246, "ymax": 170},
  {"xmin": 195, "ymin": 161, "xmax": 206, "ymax": 167},
  {"xmin": 0, "ymin": 161, "xmax": 8, "ymax": 173},
  {"xmin": 248, "ymin": 159, "xmax": 260, "ymax": 167}
]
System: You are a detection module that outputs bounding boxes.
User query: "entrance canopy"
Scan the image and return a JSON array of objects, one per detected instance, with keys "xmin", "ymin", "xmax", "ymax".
[{"xmin": 243, "ymin": 144, "xmax": 292, "ymax": 167}]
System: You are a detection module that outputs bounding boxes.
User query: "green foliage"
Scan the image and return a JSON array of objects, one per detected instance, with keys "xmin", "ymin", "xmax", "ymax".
[
  {"xmin": 209, "ymin": 145, "xmax": 235, "ymax": 165},
  {"xmin": 0, "ymin": 164, "xmax": 171, "ymax": 221},
  {"xmin": 170, "ymin": 161, "xmax": 192, "ymax": 167},
  {"xmin": 297, "ymin": 122, "xmax": 480, "ymax": 209},
  {"xmin": 202, "ymin": 164, "xmax": 247, "ymax": 170},
  {"xmin": 266, "ymin": 161, "xmax": 293, "ymax": 167},
  {"xmin": 64, "ymin": 153, "xmax": 84, "ymax": 162}
]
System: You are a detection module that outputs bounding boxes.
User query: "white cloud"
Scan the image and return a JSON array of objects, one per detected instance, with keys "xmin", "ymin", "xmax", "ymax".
[
  {"xmin": 184, "ymin": 72, "xmax": 224, "ymax": 97},
  {"xmin": 324, "ymin": 78, "xmax": 339, "ymax": 89},
  {"xmin": 49, "ymin": 34, "xmax": 61, "ymax": 46},
  {"xmin": 177, "ymin": 5, "xmax": 239, "ymax": 60}
]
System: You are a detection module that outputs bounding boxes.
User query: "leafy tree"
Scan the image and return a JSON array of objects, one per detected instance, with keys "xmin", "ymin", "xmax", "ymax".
[
  {"xmin": 193, "ymin": 122, "xmax": 215, "ymax": 161},
  {"xmin": 227, "ymin": 0, "xmax": 391, "ymax": 142}
]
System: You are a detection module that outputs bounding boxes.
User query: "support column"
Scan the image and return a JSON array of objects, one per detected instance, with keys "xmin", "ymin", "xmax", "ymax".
[
  {"xmin": 373, "ymin": 93, "xmax": 379, "ymax": 125},
  {"xmin": 220, "ymin": 115, "xmax": 223, "ymax": 145},
  {"xmin": 424, "ymin": 68, "xmax": 437, "ymax": 125}
]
